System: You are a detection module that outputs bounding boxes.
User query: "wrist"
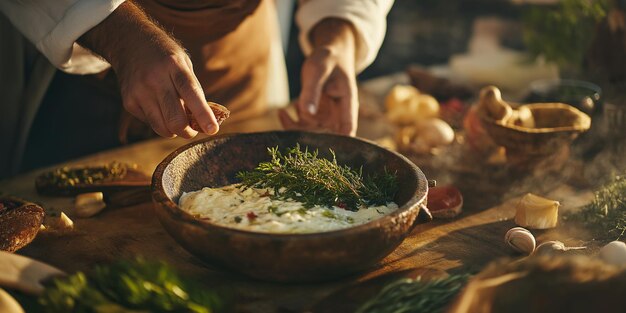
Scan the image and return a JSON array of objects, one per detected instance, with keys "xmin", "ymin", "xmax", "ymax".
[{"xmin": 309, "ymin": 18, "xmax": 356, "ymax": 55}]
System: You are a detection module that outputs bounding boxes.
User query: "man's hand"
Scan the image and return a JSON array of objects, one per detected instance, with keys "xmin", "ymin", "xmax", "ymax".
[
  {"xmin": 78, "ymin": 2, "xmax": 219, "ymax": 139},
  {"xmin": 280, "ymin": 18, "xmax": 359, "ymax": 136}
]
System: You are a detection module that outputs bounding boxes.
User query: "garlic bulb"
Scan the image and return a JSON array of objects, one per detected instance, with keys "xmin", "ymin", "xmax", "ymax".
[
  {"xmin": 599, "ymin": 241, "xmax": 626, "ymax": 266},
  {"xmin": 514, "ymin": 193, "xmax": 559, "ymax": 229},
  {"xmin": 504, "ymin": 227, "xmax": 536, "ymax": 255},
  {"xmin": 534, "ymin": 240, "xmax": 586, "ymax": 256}
]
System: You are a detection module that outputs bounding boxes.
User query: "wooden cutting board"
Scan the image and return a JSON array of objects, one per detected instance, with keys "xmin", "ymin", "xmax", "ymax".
[
  {"xmin": 0, "ymin": 111, "xmax": 596, "ymax": 312},
  {"xmin": 11, "ymin": 184, "xmax": 592, "ymax": 312}
]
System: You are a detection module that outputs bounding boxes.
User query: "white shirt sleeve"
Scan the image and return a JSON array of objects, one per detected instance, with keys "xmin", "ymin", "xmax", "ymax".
[
  {"xmin": 296, "ymin": 0, "xmax": 394, "ymax": 73},
  {"xmin": 0, "ymin": 0, "xmax": 125, "ymax": 74}
]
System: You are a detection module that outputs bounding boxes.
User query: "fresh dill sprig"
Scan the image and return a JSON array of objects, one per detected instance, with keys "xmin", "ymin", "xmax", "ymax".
[
  {"xmin": 236, "ymin": 145, "xmax": 398, "ymax": 211},
  {"xmin": 565, "ymin": 175, "xmax": 626, "ymax": 242},
  {"xmin": 355, "ymin": 274, "xmax": 470, "ymax": 313}
]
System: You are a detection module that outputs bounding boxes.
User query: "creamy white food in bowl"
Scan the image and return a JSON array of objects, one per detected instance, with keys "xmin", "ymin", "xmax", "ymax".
[{"xmin": 179, "ymin": 184, "xmax": 398, "ymax": 234}]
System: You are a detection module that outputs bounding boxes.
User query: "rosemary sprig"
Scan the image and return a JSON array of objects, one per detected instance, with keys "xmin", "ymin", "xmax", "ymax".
[
  {"xmin": 356, "ymin": 274, "xmax": 470, "ymax": 313},
  {"xmin": 236, "ymin": 145, "xmax": 398, "ymax": 211},
  {"xmin": 565, "ymin": 175, "xmax": 626, "ymax": 242}
]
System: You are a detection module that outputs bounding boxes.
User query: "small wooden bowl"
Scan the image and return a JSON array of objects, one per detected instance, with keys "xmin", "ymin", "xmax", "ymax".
[
  {"xmin": 480, "ymin": 102, "xmax": 591, "ymax": 156},
  {"xmin": 152, "ymin": 131, "xmax": 431, "ymax": 282}
]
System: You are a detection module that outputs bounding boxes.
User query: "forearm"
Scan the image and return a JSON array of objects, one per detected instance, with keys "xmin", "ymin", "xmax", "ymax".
[
  {"xmin": 77, "ymin": 1, "xmax": 179, "ymax": 70},
  {"xmin": 296, "ymin": 0, "xmax": 394, "ymax": 73},
  {"xmin": 77, "ymin": 1, "xmax": 219, "ymax": 138}
]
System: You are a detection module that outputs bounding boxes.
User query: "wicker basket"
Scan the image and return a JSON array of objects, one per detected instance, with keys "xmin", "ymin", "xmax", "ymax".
[{"xmin": 479, "ymin": 102, "xmax": 591, "ymax": 156}]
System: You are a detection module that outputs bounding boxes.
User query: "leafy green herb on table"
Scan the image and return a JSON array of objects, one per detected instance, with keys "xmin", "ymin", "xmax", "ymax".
[
  {"xmin": 26, "ymin": 258, "xmax": 222, "ymax": 313},
  {"xmin": 565, "ymin": 175, "xmax": 626, "ymax": 242},
  {"xmin": 356, "ymin": 274, "xmax": 470, "ymax": 313},
  {"xmin": 237, "ymin": 145, "xmax": 398, "ymax": 211}
]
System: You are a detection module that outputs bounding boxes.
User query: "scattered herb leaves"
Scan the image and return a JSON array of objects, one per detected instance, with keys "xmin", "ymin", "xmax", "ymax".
[
  {"xmin": 236, "ymin": 145, "xmax": 398, "ymax": 211},
  {"xmin": 356, "ymin": 274, "xmax": 470, "ymax": 313},
  {"xmin": 565, "ymin": 174, "xmax": 626, "ymax": 242}
]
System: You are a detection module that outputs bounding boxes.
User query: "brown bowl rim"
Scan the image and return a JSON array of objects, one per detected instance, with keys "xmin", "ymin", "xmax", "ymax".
[{"xmin": 151, "ymin": 130, "xmax": 428, "ymax": 240}]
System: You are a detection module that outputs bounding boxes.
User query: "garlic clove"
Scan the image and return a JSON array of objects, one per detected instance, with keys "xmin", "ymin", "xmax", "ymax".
[
  {"xmin": 534, "ymin": 240, "xmax": 586, "ymax": 256},
  {"xmin": 59, "ymin": 212, "xmax": 73, "ymax": 230},
  {"xmin": 514, "ymin": 193, "xmax": 559, "ymax": 229},
  {"xmin": 75, "ymin": 192, "xmax": 106, "ymax": 218},
  {"xmin": 46, "ymin": 212, "xmax": 74, "ymax": 233},
  {"xmin": 505, "ymin": 227, "xmax": 536, "ymax": 255},
  {"xmin": 534, "ymin": 240, "xmax": 566, "ymax": 256},
  {"xmin": 599, "ymin": 241, "xmax": 626, "ymax": 266}
]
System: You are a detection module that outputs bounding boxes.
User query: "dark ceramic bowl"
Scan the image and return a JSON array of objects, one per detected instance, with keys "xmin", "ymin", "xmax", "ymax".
[{"xmin": 152, "ymin": 131, "xmax": 431, "ymax": 282}]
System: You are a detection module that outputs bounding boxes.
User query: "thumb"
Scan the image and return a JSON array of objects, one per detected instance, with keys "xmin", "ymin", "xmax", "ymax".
[
  {"xmin": 278, "ymin": 108, "xmax": 300, "ymax": 130},
  {"xmin": 298, "ymin": 52, "xmax": 334, "ymax": 116}
]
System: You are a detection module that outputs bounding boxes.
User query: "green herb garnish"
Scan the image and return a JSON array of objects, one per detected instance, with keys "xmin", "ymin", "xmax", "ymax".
[
  {"xmin": 356, "ymin": 274, "xmax": 470, "ymax": 313},
  {"xmin": 322, "ymin": 210, "xmax": 337, "ymax": 219},
  {"xmin": 29, "ymin": 258, "xmax": 222, "ymax": 313},
  {"xmin": 236, "ymin": 145, "xmax": 398, "ymax": 211},
  {"xmin": 41, "ymin": 161, "xmax": 130, "ymax": 187},
  {"xmin": 565, "ymin": 175, "xmax": 626, "ymax": 242}
]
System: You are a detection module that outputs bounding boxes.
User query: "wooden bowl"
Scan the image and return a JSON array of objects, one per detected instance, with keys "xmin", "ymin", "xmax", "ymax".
[
  {"xmin": 151, "ymin": 131, "xmax": 431, "ymax": 282},
  {"xmin": 480, "ymin": 102, "xmax": 591, "ymax": 156}
]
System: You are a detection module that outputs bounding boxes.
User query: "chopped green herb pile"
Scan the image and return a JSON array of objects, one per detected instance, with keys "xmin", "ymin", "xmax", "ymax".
[
  {"xmin": 565, "ymin": 175, "xmax": 626, "ymax": 242},
  {"xmin": 356, "ymin": 274, "xmax": 470, "ymax": 313},
  {"xmin": 236, "ymin": 145, "xmax": 398, "ymax": 211},
  {"xmin": 40, "ymin": 161, "xmax": 129, "ymax": 187},
  {"xmin": 28, "ymin": 258, "xmax": 222, "ymax": 313}
]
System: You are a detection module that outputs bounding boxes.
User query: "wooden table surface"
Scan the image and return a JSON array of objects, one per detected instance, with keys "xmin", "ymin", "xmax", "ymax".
[{"xmin": 0, "ymin": 102, "xmax": 596, "ymax": 312}]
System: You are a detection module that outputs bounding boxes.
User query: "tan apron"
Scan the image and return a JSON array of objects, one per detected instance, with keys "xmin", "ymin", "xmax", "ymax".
[{"xmin": 135, "ymin": 0, "xmax": 272, "ymax": 123}]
